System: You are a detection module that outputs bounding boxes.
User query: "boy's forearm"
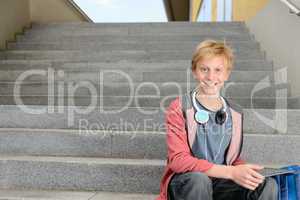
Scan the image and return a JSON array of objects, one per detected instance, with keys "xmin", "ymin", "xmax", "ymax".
[{"xmin": 204, "ymin": 164, "xmax": 234, "ymax": 180}]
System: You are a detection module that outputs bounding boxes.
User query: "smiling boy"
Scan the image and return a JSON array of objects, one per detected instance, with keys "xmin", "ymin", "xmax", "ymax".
[{"xmin": 156, "ymin": 40, "xmax": 278, "ymax": 200}]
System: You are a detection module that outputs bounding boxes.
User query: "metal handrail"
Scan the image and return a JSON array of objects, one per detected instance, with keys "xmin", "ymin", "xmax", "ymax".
[{"xmin": 280, "ymin": 0, "xmax": 300, "ymax": 16}]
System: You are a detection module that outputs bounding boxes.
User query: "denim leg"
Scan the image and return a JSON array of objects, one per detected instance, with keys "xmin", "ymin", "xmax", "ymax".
[
  {"xmin": 168, "ymin": 172, "xmax": 213, "ymax": 200},
  {"xmin": 258, "ymin": 177, "xmax": 278, "ymax": 200}
]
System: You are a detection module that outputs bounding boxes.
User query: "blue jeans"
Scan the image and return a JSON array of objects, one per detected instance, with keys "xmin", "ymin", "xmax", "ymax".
[{"xmin": 168, "ymin": 172, "xmax": 278, "ymax": 200}]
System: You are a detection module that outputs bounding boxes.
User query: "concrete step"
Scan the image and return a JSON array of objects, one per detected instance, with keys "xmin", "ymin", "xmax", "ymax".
[
  {"xmin": 0, "ymin": 156, "xmax": 164, "ymax": 193},
  {"xmin": 28, "ymin": 22, "xmax": 248, "ymax": 28},
  {"xmin": 0, "ymin": 70, "xmax": 273, "ymax": 83},
  {"xmin": 0, "ymin": 128, "xmax": 299, "ymax": 164},
  {"xmin": 0, "ymin": 50, "xmax": 265, "ymax": 61},
  {"xmin": 0, "ymin": 96, "xmax": 297, "ymax": 109},
  {"xmin": 24, "ymin": 25, "xmax": 251, "ymax": 36},
  {"xmin": 30, "ymin": 21, "xmax": 247, "ymax": 28},
  {"xmin": 0, "ymin": 106, "xmax": 298, "ymax": 134},
  {"xmin": 0, "ymin": 189, "xmax": 157, "ymax": 200},
  {"xmin": 17, "ymin": 33, "xmax": 254, "ymax": 43},
  {"xmin": 0, "ymin": 60, "xmax": 274, "ymax": 71},
  {"xmin": 8, "ymin": 40, "xmax": 259, "ymax": 51},
  {"xmin": 24, "ymin": 30, "xmax": 251, "ymax": 38},
  {"xmin": 17, "ymin": 34, "xmax": 254, "ymax": 43},
  {"xmin": 0, "ymin": 156, "xmax": 298, "ymax": 192},
  {"xmin": 0, "ymin": 82, "xmax": 289, "ymax": 98}
]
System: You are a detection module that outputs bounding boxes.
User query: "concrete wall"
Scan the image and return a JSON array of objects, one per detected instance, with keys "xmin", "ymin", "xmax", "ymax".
[
  {"xmin": 232, "ymin": 0, "xmax": 269, "ymax": 21},
  {"xmin": 164, "ymin": 0, "xmax": 190, "ymax": 21},
  {"xmin": 190, "ymin": 0, "xmax": 202, "ymax": 21},
  {"xmin": 246, "ymin": 0, "xmax": 300, "ymax": 96},
  {"xmin": 0, "ymin": 0, "xmax": 30, "ymax": 49},
  {"xmin": 192, "ymin": 0, "xmax": 269, "ymax": 22},
  {"xmin": 30, "ymin": 0, "xmax": 86, "ymax": 23},
  {"xmin": 0, "ymin": 0, "xmax": 88, "ymax": 50}
]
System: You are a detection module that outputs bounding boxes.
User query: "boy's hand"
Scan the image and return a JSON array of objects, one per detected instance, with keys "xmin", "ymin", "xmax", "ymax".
[{"xmin": 228, "ymin": 164, "xmax": 265, "ymax": 191}]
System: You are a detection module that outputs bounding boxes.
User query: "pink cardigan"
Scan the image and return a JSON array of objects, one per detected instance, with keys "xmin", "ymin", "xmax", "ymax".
[{"xmin": 156, "ymin": 97, "xmax": 245, "ymax": 200}]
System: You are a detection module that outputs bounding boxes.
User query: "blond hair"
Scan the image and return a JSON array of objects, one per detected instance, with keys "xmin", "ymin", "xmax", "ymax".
[{"xmin": 191, "ymin": 40, "xmax": 234, "ymax": 71}]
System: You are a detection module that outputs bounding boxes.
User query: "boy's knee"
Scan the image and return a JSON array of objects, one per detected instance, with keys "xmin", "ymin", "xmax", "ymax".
[
  {"xmin": 259, "ymin": 177, "xmax": 278, "ymax": 200},
  {"xmin": 266, "ymin": 177, "xmax": 278, "ymax": 193},
  {"xmin": 184, "ymin": 172, "xmax": 212, "ymax": 188},
  {"xmin": 168, "ymin": 172, "xmax": 213, "ymax": 199}
]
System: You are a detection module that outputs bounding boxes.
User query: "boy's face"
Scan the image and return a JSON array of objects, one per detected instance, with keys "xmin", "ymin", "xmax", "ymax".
[{"xmin": 192, "ymin": 56, "xmax": 231, "ymax": 97}]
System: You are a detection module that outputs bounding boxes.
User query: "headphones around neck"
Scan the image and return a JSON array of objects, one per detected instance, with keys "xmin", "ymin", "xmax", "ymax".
[{"xmin": 192, "ymin": 91, "xmax": 227, "ymax": 125}]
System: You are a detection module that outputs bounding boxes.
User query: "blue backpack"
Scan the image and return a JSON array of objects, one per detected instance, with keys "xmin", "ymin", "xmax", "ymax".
[{"xmin": 273, "ymin": 165, "xmax": 300, "ymax": 200}]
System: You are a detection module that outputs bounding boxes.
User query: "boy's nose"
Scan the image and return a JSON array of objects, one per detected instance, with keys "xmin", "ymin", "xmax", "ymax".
[{"xmin": 206, "ymin": 71, "xmax": 215, "ymax": 81}]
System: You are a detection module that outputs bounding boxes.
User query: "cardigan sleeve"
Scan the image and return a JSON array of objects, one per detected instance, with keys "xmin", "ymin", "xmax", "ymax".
[{"xmin": 166, "ymin": 97, "xmax": 214, "ymax": 173}]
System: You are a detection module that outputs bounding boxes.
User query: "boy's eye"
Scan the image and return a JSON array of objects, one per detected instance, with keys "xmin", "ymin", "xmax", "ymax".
[{"xmin": 200, "ymin": 67, "xmax": 208, "ymax": 72}]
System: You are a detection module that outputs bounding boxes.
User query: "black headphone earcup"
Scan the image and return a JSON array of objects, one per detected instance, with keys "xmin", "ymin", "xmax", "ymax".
[{"xmin": 215, "ymin": 110, "xmax": 227, "ymax": 125}]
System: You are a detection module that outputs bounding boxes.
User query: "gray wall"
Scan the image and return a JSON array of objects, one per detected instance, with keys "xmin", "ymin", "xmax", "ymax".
[
  {"xmin": 30, "ymin": 0, "xmax": 87, "ymax": 23},
  {"xmin": 0, "ymin": 0, "xmax": 30, "ymax": 50},
  {"xmin": 0, "ymin": 0, "xmax": 87, "ymax": 50},
  {"xmin": 246, "ymin": 0, "xmax": 300, "ymax": 96}
]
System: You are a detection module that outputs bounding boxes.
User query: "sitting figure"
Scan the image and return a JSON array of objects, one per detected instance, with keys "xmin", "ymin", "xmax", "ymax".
[{"xmin": 156, "ymin": 40, "xmax": 278, "ymax": 200}]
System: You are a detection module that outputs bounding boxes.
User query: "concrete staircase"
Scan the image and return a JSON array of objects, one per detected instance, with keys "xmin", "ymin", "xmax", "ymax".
[{"xmin": 0, "ymin": 22, "xmax": 299, "ymax": 199}]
